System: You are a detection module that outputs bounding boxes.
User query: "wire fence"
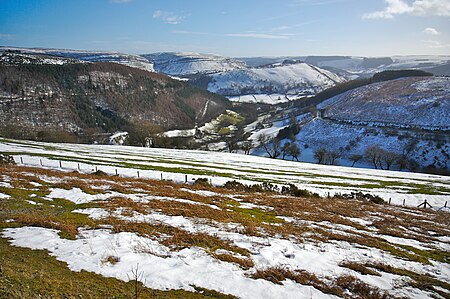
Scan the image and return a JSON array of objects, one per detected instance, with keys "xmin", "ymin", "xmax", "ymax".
[{"xmin": 13, "ymin": 155, "xmax": 450, "ymax": 212}]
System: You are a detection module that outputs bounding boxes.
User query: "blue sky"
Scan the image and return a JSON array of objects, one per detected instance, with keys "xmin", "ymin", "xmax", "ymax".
[{"xmin": 0, "ymin": 0, "xmax": 449, "ymax": 57}]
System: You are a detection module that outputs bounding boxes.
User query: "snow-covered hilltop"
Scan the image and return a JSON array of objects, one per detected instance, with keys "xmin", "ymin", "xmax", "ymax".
[
  {"xmin": 144, "ymin": 52, "xmax": 245, "ymax": 76},
  {"xmin": 0, "ymin": 47, "xmax": 155, "ymax": 72},
  {"xmin": 143, "ymin": 52, "xmax": 346, "ymax": 104},
  {"xmin": 208, "ymin": 61, "xmax": 345, "ymax": 97}
]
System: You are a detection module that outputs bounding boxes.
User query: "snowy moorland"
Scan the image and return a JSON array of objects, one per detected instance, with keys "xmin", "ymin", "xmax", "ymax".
[
  {"xmin": 208, "ymin": 62, "xmax": 345, "ymax": 99},
  {"xmin": 0, "ymin": 152, "xmax": 449, "ymax": 298},
  {"xmin": 0, "ymin": 47, "xmax": 155, "ymax": 72},
  {"xmin": 1, "ymin": 138, "xmax": 448, "ymax": 209},
  {"xmin": 317, "ymin": 77, "xmax": 450, "ymax": 130},
  {"xmin": 145, "ymin": 52, "xmax": 246, "ymax": 76}
]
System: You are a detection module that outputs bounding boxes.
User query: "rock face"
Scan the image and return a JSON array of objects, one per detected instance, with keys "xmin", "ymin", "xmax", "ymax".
[{"xmin": 0, "ymin": 59, "xmax": 230, "ymax": 139}]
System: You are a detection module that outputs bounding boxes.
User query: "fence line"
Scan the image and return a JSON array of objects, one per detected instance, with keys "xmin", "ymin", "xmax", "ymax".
[{"xmin": 12, "ymin": 155, "xmax": 449, "ymax": 211}]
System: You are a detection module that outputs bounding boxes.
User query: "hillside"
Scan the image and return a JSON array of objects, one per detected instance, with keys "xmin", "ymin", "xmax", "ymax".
[
  {"xmin": 241, "ymin": 55, "xmax": 450, "ymax": 77},
  {"xmin": 0, "ymin": 59, "xmax": 230, "ymax": 143},
  {"xmin": 144, "ymin": 52, "xmax": 346, "ymax": 104},
  {"xmin": 207, "ymin": 61, "xmax": 345, "ymax": 97},
  {"xmin": 242, "ymin": 75, "xmax": 449, "ymax": 172},
  {"xmin": 0, "ymin": 140, "xmax": 449, "ymax": 298},
  {"xmin": 317, "ymin": 76, "xmax": 450, "ymax": 130},
  {"xmin": 144, "ymin": 52, "xmax": 246, "ymax": 76},
  {"xmin": 1, "ymin": 46, "xmax": 155, "ymax": 72}
]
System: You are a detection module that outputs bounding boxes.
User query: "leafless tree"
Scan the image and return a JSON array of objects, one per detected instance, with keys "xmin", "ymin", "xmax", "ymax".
[
  {"xmin": 281, "ymin": 142, "xmax": 291, "ymax": 160},
  {"xmin": 314, "ymin": 148, "xmax": 327, "ymax": 164},
  {"xmin": 258, "ymin": 134, "xmax": 281, "ymax": 159},
  {"xmin": 288, "ymin": 143, "xmax": 301, "ymax": 161},
  {"xmin": 241, "ymin": 140, "xmax": 253, "ymax": 155},
  {"xmin": 349, "ymin": 154, "xmax": 362, "ymax": 167}
]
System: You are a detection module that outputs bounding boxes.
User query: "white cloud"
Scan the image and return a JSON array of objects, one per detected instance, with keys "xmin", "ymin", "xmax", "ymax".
[
  {"xmin": 110, "ymin": 0, "xmax": 132, "ymax": 3},
  {"xmin": 423, "ymin": 27, "xmax": 439, "ymax": 35},
  {"xmin": 172, "ymin": 30, "xmax": 209, "ymax": 35},
  {"xmin": 226, "ymin": 33, "xmax": 289, "ymax": 39},
  {"xmin": 363, "ymin": 0, "xmax": 450, "ymax": 19},
  {"xmin": 291, "ymin": 0, "xmax": 349, "ymax": 6},
  {"xmin": 153, "ymin": 10, "xmax": 184, "ymax": 25},
  {"xmin": 422, "ymin": 40, "xmax": 450, "ymax": 48},
  {"xmin": 0, "ymin": 34, "xmax": 15, "ymax": 40}
]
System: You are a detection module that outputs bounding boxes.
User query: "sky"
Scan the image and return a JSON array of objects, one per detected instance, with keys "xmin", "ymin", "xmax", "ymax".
[{"xmin": 0, "ymin": 0, "xmax": 449, "ymax": 57}]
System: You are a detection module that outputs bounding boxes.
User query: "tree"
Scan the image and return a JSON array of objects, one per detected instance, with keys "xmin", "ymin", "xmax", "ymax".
[
  {"xmin": 258, "ymin": 134, "xmax": 281, "ymax": 159},
  {"xmin": 127, "ymin": 121, "xmax": 162, "ymax": 147},
  {"xmin": 381, "ymin": 151, "xmax": 399, "ymax": 170},
  {"xmin": 350, "ymin": 154, "xmax": 363, "ymax": 167},
  {"xmin": 288, "ymin": 143, "xmax": 301, "ymax": 161},
  {"xmin": 365, "ymin": 145, "xmax": 383, "ymax": 169},
  {"xmin": 314, "ymin": 148, "xmax": 327, "ymax": 164},
  {"xmin": 226, "ymin": 139, "xmax": 238, "ymax": 153},
  {"xmin": 281, "ymin": 142, "xmax": 291, "ymax": 160},
  {"xmin": 327, "ymin": 151, "xmax": 341, "ymax": 165},
  {"xmin": 241, "ymin": 140, "xmax": 253, "ymax": 155}
]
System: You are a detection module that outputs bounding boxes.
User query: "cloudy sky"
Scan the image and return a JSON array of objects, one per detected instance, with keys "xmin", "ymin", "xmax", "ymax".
[{"xmin": 0, "ymin": 0, "xmax": 449, "ymax": 57}]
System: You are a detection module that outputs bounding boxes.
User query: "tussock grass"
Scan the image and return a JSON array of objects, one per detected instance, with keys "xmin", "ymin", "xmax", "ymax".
[
  {"xmin": 1, "ymin": 164, "xmax": 449, "ymax": 298},
  {"xmin": 251, "ymin": 267, "xmax": 343, "ymax": 297}
]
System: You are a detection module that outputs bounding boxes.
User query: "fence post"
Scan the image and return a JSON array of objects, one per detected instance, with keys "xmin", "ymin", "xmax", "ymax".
[
  {"xmin": 185, "ymin": 175, "xmax": 188, "ymax": 183},
  {"xmin": 115, "ymin": 169, "xmax": 118, "ymax": 176},
  {"xmin": 40, "ymin": 159, "xmax": 43, "ymax": 166},
  {"xmin": 77, "ymin": 163, "xmax": 80, "ymax": 171},
  {"xmin": 59, "ymin": 161, "xmax": 62, "ymax": 168},
  {"xmin": 137, "ymin": 170, "xmax": 140, "ymax": 178},
  {"xmin": 402, "ymin": 199, "xmax": 405, "ymax": 206},
  {"xmin": 20, "ymin": 157, "xmax": 23, "ymax": 164},
  {"xmin": 161, "ymin": 173, "xmax": 163, "ymax": 180},
  {"xmin": 389, "ymin": 198, "xmax": 391, "ymax": 205},
  {"xmin": 445, "ymin": 201, "xmax": 448, "ymax": 208},
  {"xmin": 95, "ymin": 166, "xmax": 98, "ymax": 172}
]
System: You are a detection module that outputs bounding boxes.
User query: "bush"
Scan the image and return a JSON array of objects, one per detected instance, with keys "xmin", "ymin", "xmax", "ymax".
[
  {"xmin": 0, "ymin": 153, "xmax": 15, "ymax": 165},
  {"xmin": 193, "ymin": 178, "xmax": 211, "ymax": 187},
  {"xmin": 281, "ymin": 184, "xmax": 315, "ymax": 198}
]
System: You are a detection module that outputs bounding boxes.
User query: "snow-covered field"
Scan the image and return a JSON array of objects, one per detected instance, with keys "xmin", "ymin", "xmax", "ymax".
[
  {"xmin": 1, "ymin": 157, "xmax": 449, "ymax": 298},
  {"xmin": 1, "ymin": 138, "xmax": 448, "ymax": 208}
]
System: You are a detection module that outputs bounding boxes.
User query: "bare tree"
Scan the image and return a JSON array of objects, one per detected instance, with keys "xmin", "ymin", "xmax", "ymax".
[
  {"xmin": 365, "ymin": 145, "xmax": 383, "ymax": 169},
  {"xmin": 314, "ymin": 148, "xmax": 327, "ymax": 164},
  {"xmin": 349, "ymin": 154, "xmax": 363, "ymax": 167},
  {"xmin": 226, "ymin": 139, "xmax": 238, "ymax": 153},
  {"xmin": 258, "ymin": 134, "xmax": 281, "ymax": 159},
  {"xmin": 241, "ymin": 140, "xmax": 253, "ymax": 155},
  {"xmin": 327, "ymin": 151, "xmax": 341, "ymax": 165},
  {"xmin": 288, "ymin": 143, "xmax": 301, "ymax": 161},
  {"xmin": 281, "ymin": 142, "xmax": 291, "ymax": 160},
  {"xmin": 381, "ymin": 151, "xmax": 399, "ymax": 170}
]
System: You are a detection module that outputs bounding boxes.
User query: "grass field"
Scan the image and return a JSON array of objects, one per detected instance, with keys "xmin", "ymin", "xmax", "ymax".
[{"xmin": 1, "ymin": 160, "xmax": 449, "ymax": 298}]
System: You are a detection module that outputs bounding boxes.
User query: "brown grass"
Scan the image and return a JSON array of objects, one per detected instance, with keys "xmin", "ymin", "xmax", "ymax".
[
  {"xmin": 335, "ymin": 275, "xmax": 393, "ymax": 299},
  {"xmin": 339, "ymin": 261, "xmax": 381, "ymax": 276},
  {"xmin": 251, "ymin": 267, "xmax": 343, "ymax": 297}
]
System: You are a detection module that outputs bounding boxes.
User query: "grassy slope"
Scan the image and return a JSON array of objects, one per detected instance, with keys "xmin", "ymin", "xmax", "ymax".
[{"xmin": 0, "ymin": 164, "xmax": 449, "ymax": 298}]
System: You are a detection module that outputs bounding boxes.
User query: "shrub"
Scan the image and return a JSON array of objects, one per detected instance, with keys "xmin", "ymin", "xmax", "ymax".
[
  {"xmin": 0, "ymin": 153, "xmax": 15, "ymax": 165},
  {"xmin": 193, "ymin": 178, "xmax": 211, "ymax": 187}
]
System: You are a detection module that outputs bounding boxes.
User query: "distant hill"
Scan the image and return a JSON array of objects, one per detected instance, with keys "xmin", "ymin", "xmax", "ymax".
[
  {"xmin": 143, "ymin": 52, "xmax": 245, "ymax": 76},
  {"xmin": 0, "ymin": 57, "xmax": 230, "ymax": 143},
  {"xmin": 0, "ymin": 46, "xmax": 155, "ymax": 72}
]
